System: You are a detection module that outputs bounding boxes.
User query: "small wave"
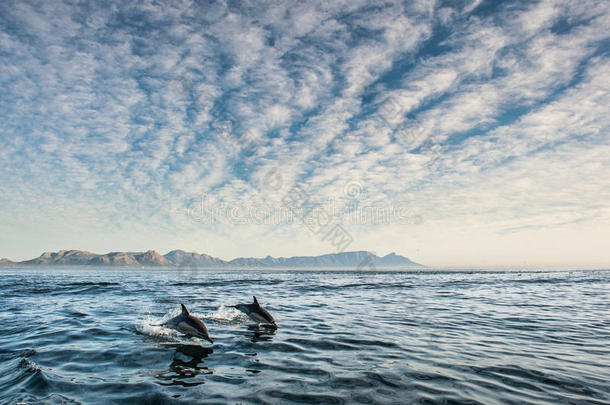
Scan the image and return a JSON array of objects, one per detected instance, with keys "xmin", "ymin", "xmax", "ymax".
[
  {"xmin": 12, "ymin": 393, "xmax": 81, "ymax": 405},
  {"xmin": 0, "ymin": 348, "xmax": 36, "ymax": 362},
  {"xmin": 2, "ymin": 358, "xmax": 85, "ymax": 405},
  {"xmin": 172, "ymin": 279, "xmax": 285, "ymax": 287},
  {"xmin": 65, "ymin": 281, "xmax": 120, "ymax": 286},
  {"xmin": 19, "ymin": 358, "xmax": 41, "ymax": 373},
  {"xmin": 296, "ymin": 281, "xmax": 416, "ymax": 292},
  {"xmin": 13, "ymin": 281, "xmax": 121, "ymax": 296},
  {"xmin": 285, "ymin": 337, "xmax": 359, "ymax": 351},
  {"xmin": 262, "ymin": 390, "xmax": 346, "ymax": 404}
]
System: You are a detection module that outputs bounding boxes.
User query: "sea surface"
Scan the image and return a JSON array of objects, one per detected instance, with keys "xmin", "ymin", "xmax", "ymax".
[{"xmin": 0, "ymin": 268, "xmax": 608, "ymax": 404}]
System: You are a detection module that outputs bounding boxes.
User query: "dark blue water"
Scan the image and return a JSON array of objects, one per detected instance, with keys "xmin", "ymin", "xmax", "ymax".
[{"xmin": 0, "ymin": 268, "xmax": 609, "ymax": 404}]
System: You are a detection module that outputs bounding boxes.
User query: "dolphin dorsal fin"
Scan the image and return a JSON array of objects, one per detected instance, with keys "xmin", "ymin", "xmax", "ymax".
[
  {"xmin": 181, "ymin": 304, "xmax": 189, "ymax": 316},
  {"xmin": 253, "ymin": 296, "xmax": 259, "ymax": 305}
]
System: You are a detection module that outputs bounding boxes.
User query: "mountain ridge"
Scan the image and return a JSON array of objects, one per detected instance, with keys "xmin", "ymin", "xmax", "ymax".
[{"xmin": 0, "ymin": 249, "xmax": 422, "ymax": 268}]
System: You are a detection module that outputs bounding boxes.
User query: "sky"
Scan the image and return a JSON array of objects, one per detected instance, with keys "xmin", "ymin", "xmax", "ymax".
[{"xmin": 0, "ymin": 0, "xmax": 608, "ymax": 267}]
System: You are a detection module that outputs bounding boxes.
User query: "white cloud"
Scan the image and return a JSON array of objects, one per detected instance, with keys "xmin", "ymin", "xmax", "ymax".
[{"xmin": 0, "ymin": 0, "xmax": 608, "ymax": 266}]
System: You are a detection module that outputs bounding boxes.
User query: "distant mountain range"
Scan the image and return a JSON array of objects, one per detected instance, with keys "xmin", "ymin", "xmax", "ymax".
[{"xmin": 0, "ymin": 249, "xmax": 422, "ymax": 268}]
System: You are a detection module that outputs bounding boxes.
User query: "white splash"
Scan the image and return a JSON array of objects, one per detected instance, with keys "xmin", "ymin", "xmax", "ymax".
[
  {"xmin": 200, "ymin": 304, "xmax": 248, "ymax": 324},
  {"xmin": 134, "ymin": 307, "xmax": 182, "ymax": 339}
]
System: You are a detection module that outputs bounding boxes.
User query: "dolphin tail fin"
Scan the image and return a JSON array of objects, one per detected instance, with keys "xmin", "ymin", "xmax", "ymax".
[{"xmin": 181, "ymin": 303, "xmax": 189, "ymax": 315}]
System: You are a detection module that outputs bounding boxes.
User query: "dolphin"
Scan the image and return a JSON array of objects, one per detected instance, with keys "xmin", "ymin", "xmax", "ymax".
[
  {"xmin": 161, "ymin": 304, "xmax": 213, "ymax": 343},
  {"xmin": 233, "ymin": 296, "xmax": 277, "ymax": 327}
]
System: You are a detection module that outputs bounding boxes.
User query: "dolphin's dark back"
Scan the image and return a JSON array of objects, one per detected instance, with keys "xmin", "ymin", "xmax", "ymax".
[
  {"xmin": 165, "ymin": 304, "xmax": 213, "ymax": 343},
  {"xmin": 233, "ymin": 296, "xmax": 277, "ymax": 326},
  {"xmin": 255, "ymin": 305, "xmax": 275, "ymax": 325},
  {"xmin": 251, "ymin": 296, "xmax": 277, "ymax": 325},
  {"xmin": 186, "ymin": 314, "xmax": 213, "ymax": 343}
]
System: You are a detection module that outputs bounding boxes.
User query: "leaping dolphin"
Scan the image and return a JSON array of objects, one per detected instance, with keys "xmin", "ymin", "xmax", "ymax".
[
  {"xmin": 233, "ymin": 296, "xmax": 277, "ymax": 327},
  {"xmin": 161, "ymin": 304, "xmax": 213, "ymax": 343}
]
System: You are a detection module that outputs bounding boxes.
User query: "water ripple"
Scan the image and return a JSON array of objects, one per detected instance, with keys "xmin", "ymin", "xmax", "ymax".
[{"xmin": 0, "ymin": 268, "xmax": 609, "ymax": 404}]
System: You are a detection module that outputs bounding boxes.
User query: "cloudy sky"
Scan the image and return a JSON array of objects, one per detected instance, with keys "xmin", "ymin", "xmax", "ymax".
[{"xmin": 0, "ymin": 0, "xmax": 608, "ymax": 267}]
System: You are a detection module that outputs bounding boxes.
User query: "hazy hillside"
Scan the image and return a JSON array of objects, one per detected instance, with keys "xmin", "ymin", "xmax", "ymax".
[{"xmin": 3, "ymin": 250, "xmax": 422, "ymax": 268}]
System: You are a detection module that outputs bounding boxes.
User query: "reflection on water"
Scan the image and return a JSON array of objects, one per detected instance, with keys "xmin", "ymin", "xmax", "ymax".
[
  {"xmin": 0, "ymin": 268, "xmax": 609, "ymax": 404},
  {"xmin": 244, "ymin": 324, "xmax": 277, "ymax": 342},
  {"xmin": 156, "ymin": 344, "xmax": 214, "ymax": 387}
]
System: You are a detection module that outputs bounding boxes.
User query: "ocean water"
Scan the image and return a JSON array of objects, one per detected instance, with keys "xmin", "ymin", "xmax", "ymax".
[{"xmin": 0, "ymin": 268, "xmax": 608, "ymax": 404}]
